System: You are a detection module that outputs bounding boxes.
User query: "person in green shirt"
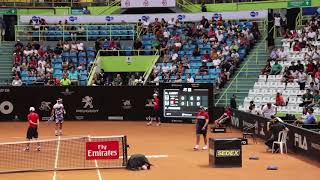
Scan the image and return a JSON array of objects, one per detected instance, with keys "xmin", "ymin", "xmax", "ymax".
[
  {"xmin": 299, "ymin": 89, "xmax": 313, "ymax": 107},
  {"xmin": 269, "ymin": 61, "xmax": 282, "ymax": 75},
  {"xmin": 60, "ymin": 74, "xmax": 71, "ymax": 86},
  {"xmin": 310, "ymin": 90, "xmax": 320, "ymax": 107}
]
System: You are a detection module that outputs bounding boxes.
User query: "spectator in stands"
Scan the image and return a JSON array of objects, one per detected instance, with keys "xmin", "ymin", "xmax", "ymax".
[
  {"xmin": 60, "ymin": 74, "xmax": 71, "ymax": 86},
  {"xmin": 186, "ymin": 74, "xmax": 194, "ymax": 83},
  {"xmin": 276, "ymin": 48, "xmax": 287, "ymax": 61},
  {"xmin": 0, "ymin": 17, "xmax": 5, "ymax": 42},
  {"xmin": 113, "ymin": 74, "xmax": 123, "ymax": 86},
  {"xmin": 309, "ymin": 82, "xmax": 318, "ymax": 95},
  {"xmin": 175, "ymin": 75, "xmax": 183, "ymax": 83},
  {"xmin": 299, "ymin": 89, "xmax": 314, "ymax": 107},
  {"xmin": 296, "ymin": 60, "xmax": 304, "ymax": 72},
  {"xmin": 230, "ymin": 94, "xmax": 237, "ymax": 109},
  {"xmin": 294, "ymin": 108, "xmax": 317, "ymax": 125},
  {"xmin": 314, "ymin": 68, "xmax": 320, "ymax": 84},
  {"xmin": 68, "ymin": 67, "xmax": 80, "ymax": 85},
  {"xmin": 247, "ymin": 104, "xmax": 260, "ymax": 115},
  {"xmin": 297, "ymin": 69, "xmax": 308, "ymax": 90},
  {"xmin": 261, "ymin": 103, "xmax": 277, "ymax": 119},
  {"xmin": 292, "ymin": 40, "xmax": 301, "ymax": 52},
  {"xmin": 214, "ymin": 107, "xmax": 232, "ymax": 127},
  {"xmin": 269, "ymin": 61, "xmax": 282, "ymax": 75},
  {"xmin": 265, "ymin": 117, "xmax": 288, "ymax": 152},
  {"xmin": 198, "ymin": 62, "xmax": 208, "ymax": 75},
  {"xmin": 261, "ymin": 61, "xmax": 272, "ymax": 75},
  {"xmin": 12, "ymin": 64, "xmax": 21, "ymax": 77},
  {"xmin": 309, "ymin": 90, "xmax": 320, "ymax": 107},
  {"xmin": 275, "ymin": 92, "xmax": 286, "ymax": 106},
  {"xmin": 192, "ymin": 47, "xmax": 200, "ymax": 57},
  {"xmin": 12, "ymin": 75, "xmax": 22, "ymax": 86}
]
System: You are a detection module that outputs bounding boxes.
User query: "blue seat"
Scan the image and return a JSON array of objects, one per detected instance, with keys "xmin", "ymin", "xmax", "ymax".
[
  {"xmin": 87, "ymin": 51, "xmax": 95, "ymax": 58},
  {"xmin": 86, "ymin": 47, "xmax": 94, "ymax": 52},
  {"xmin": 78, "ymin": 52, "xmax": 86, "ymax": 57},
  {"xmin": 80, "ymin": 70, "xmax": 88, "ymax": 75},
  {"xmin": 54, "ymin": 64, "xmax": 62, "ymax": 69},
  {"xmin": 80, "ymin": 80, "xmax": 87, "ymax": 86},
  {"xmin": 70, "ymin": 52, "xmax": 77, "ymax": 58}
]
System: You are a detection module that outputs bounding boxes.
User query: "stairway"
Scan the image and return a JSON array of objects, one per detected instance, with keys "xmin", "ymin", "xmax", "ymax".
[
  {"xmin": 0, "ymin": 42, "xmax": 14, "ymax": 85},
  {"xmin": 215, "ymin": 39, "xmax": 269, "ymax": 107}
]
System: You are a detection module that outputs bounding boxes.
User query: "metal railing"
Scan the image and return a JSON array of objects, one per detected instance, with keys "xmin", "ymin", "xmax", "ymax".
[
  {"xmin": 214, "ymin": 22, "xmax": 273, "ymax": 106},
  {"xmin": 15, "ymin": 24, "xmax": 136, "ymax": 41},
  {"xmin": 87, "ymin": 49, "xmax": 159, "ymax": 86},
  {"xmin": 0, "ymin": 0, "xmax": 120, "ymax": 7}
]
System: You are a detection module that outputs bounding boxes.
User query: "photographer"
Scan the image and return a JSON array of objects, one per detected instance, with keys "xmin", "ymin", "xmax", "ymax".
[{"xmin": 265, "ymin": 115, "xmax": 288, "ymax": 152}]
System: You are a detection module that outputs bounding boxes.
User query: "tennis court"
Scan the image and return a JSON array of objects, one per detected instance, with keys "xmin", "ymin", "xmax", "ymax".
[{"xmin": 0, "ymin": 121, "xmax": 319, "ymax": 180}]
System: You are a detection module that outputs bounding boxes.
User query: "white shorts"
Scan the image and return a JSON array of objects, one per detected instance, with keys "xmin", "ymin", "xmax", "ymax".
[{"xmin": 55, "ymin": 118, "xmax": 64, "ymax": 124}]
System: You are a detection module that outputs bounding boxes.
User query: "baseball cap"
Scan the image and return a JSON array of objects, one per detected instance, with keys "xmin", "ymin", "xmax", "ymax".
[
  {"xmin": 29, "ymin": 107, "xmax": 35, "ymax": 112},
  {"xmin": 153, "ymin": 93, "xmax": 158, "ymax": 96}
]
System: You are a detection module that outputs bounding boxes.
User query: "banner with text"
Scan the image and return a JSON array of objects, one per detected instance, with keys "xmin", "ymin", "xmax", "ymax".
[
  {"xmin": 20, "ymin": 10, "xmax": 267, "ymax": 24},
  {"xmin": 121, "ymin": 0, "xmax": 176, "ymax": 8}
]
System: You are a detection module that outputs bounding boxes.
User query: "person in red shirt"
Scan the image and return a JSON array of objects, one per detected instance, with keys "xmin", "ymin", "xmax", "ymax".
[
  {"xmin": 194, "ymin": 106, "xmax": 209, "ymax": 150},
  {"xmin": 25, "ymin": 107, "xmax": 40, "ymax": 151},
  {"xmin": 214, "ymin": 107, "xmax": 232, "ymax": 127},
  {"xmin": 147, "ymin": 93, "xmax": 161, "ymax": 126}
]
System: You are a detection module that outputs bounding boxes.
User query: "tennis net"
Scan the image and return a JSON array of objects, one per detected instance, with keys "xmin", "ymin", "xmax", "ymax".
[{"xmin": 0, "ymin": 135, "xmax": 128, "ymax": 173}]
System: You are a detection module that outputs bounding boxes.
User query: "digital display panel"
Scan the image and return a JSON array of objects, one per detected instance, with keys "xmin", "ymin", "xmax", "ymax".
[{"xmin": 163, "ymin": 88, "xmax": 208, "ymax": 118}]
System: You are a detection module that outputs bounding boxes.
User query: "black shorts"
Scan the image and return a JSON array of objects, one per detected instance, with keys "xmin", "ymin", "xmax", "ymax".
[
  {"xmin": 196, "ymin": 120, "xmax": 207, "ymax": 135},
  {"xmin": 26, "ymin": 127, "xmax": 38, "ymax": 139},
  {"xmin": 152, "ymin": 109, "xmax": 160, "ymax": 118}
]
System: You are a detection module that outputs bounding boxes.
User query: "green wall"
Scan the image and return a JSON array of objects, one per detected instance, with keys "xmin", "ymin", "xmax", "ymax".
[
  {"xmin": 101, "ymin": 56, "xmax": 158, "ymax": 72},
  {"xmin": 17, "ymin": 7, "xmax": 69, "ymax": 15}
]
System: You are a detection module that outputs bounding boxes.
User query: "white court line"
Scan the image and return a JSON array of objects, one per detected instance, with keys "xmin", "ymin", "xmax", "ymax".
[
  {"xmin": 53, "ymin": 136, "xmax": 61, "ymax": 180},
  {"xmin": 88, "ymin": 137, "xmax": 103, "ymax": 180}
]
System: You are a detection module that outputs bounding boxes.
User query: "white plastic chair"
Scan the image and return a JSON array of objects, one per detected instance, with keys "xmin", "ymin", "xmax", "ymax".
[{"xmin": 272, "ymin": 130, "xmax": 288, "ymax": 154}]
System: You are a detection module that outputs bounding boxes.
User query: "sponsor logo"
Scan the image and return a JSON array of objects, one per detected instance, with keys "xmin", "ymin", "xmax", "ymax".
[
  {"xmin": 243, "ymin": 121, "xmax": 255, "ymax": 130},
  {"xmin": 0, "ymin": 88, "xmax": 10, "ymax": 93},
  {"xmin": 69, "ymin": 16, "xmax": 78, "ymax": 22},
  {"xmin": 76, "ymin": 96, "xmax": 99, "ymax": 113},
  {"xmin": 177, "ymin": 15, "xmax": 186, "ymax": 20},
  {"xmin": 121, "ymin": 100, "xmax": 132, "ymax": 110},
  {"xmin": 143, "ymin": 0, "xmax": 149, "ymax": 7},
  {"xmin": 61, "ymin": 88, "xmax": 74, "ymax": 96},
  {"xmin": 241, "ymin": 139, "xmax": 248, "ymax": 145},
  {"xmin": 31, "ymin": 16, "xmax": 40, "ymax": 21},
  {"xmin": 294, "ymin": 133, "xmax": 308, "ymax": 150},
  {"xmin": 171, "ymin": 119, "xmax": 183, "ymax": 123},
  {"xmin": 108, "ymin": 116, "xmax": 124, "ymax": 120},
  {"xmin": 86, "ymin": 141, "xmax": 119, "ymax": 160},
  {"xmin": 39, "ymin": 101, "xmax": 51, "ymax": 111},
  {"xmin": 0, "ymin": 101, "xmax": 13, "ymax": 115},
  {"xmin": 75, "ymin": 116, "xmax": 85, "ymax": 120},
  {"xmin": 250, "ymin": 11, "xmax": 259, "ymax": 17},
  {"xmin": 105, "ymin": 16, "xmax": 114, "ymax": 22},
  {"xmin": 231, "ymin": 116, "xmax": 239, "ymax": 127},
  {"xmin": 82, "ymin": 96, "xmax": 93, "ymax": 109},
  {"xmin": 311, "ymin": 142, "xmax": 320, "ymax": 151},
  {"xmin": 212, "ymin": 13, "xmax": 222, "ymax": 20},
  {"xmin": 125, "ymin": 0, "xmax": 130, "ymax": 7},
  {"xmin": 162, "ymin": 0, "xmax": 167, "ymax": 6},
  {"xmin": 141, "ymin": 15, "xmax": 150, "ymax": 22},
  {"xmin": 216, "ymin": 149, "xmax": 241, "ymax": 157}
]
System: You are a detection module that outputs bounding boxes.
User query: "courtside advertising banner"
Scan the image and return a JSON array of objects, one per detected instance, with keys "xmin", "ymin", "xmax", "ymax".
[
  {"xmin": 20, "ymin": 10, "xmax": 267, "ymax": 24},
  {"xmin": 86, "ymin": 141, "xmax": 120, "ymax": 160},
  {"xmin": 121, "ymin": 0, "xmax": 176, "ymax": 8}
]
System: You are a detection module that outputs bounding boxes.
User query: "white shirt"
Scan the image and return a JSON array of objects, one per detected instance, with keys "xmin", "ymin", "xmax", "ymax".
[
  {"xmin": 187, "ymin": 77, "xmax": 194, "ymax": 83},
  {"xmin": 12, "ymin": 66, "xmax": 20, "ymax": 72},
  {"xmin": 262, "ymin": 105, "xmax": 276, "ymax": 119},
  {"xmin": 37, "ymin": 66, "xmax": 45, "ymax": 74},
  {"xmin": 77, "ymin": 43, "xmax": 84, "ymax": 51},
  {"xmin": 212, "ymin": 59, "xmax": 221, "ymax": 66},
  {"xmin": 162, "ymin": 65, "xmax": 169, "ymax": 73},
  {"xmin": 163, "ymin": 31, "xmax": 170, "ymax": 38},
  {"xmin": 168, "ymin": 19, "xmax": 175, "ymax": 27},
  {"xmin": 143, "ymin": 20, "xmax": 150, "ymax": 28},
  {"xmin": 38, "ymin": 60, "xmax": 46, "ymax": 67},
  {"xmin": 298, "ymin": 72, "xmax": 307, "ymax": 83},
  {"xmin": 308, "ymin": 31, "xmax": 316, "ymax": 39},
  {"xmin": 217, "ymin": 33, "xmax": 224, "ymax": 42},
  {"xmin": 12, "ymin": 79, "xmax": 22, "ymax": 86},
  {"xmin": 274, "ymin": 17, "xmax": 281, "ymax": 27}
]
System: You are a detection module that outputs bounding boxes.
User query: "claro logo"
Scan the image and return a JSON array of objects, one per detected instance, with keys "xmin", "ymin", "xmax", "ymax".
[
  {"xmin": 294, "ymin": 133, "xmax": 308, "ymax": 150},
  {"xmin": 216, "ymin": 149, "xmax": 240, "ymax": 157}
]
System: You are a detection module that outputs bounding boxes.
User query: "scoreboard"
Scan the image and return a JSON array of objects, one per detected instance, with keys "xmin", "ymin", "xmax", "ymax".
[{"xmin": 163, "ymin": 87, "xmax": 209, "ymax": 118}]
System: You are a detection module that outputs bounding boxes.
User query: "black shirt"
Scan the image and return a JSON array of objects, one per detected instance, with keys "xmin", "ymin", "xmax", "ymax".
[{"xmin": 270, "ymin": 122, "xmax": 286, "ymax": 139}]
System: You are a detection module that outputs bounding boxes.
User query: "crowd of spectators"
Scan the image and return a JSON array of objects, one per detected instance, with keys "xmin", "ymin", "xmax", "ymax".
[
  {"xmin": 91, "ymin": 70, "xmax": 145, "ymax": 86},
  {"xmin": 252, "ymin": 12, "xmax": 320, "ymax": 125},
  {"xmin": 144, "ymin": 16, "xmax": 260, "ymax": 87},
  {"xmin": 11, "ymin": 40, "xmax": 92, "ymax": 86}
]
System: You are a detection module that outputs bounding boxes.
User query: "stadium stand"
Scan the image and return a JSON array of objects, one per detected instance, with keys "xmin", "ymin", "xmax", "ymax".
[
  {"xmin": 240, "ymin": 13, "xmax": 320, "ymax": 117},
  {"xmin": 147, "ymin": 17, "xmax": 260, "ymax": 86}
]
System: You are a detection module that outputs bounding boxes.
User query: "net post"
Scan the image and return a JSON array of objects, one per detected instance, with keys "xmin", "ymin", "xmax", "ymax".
[{"xmin": 122, "ymin": 136, "xmax": 128, "ymax": 167}]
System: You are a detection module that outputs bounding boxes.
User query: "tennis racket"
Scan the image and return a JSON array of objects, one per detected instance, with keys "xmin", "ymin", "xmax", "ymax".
[{"xmin": 47, "ymin": 115, "xmax": 54, "ymax": 126}]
